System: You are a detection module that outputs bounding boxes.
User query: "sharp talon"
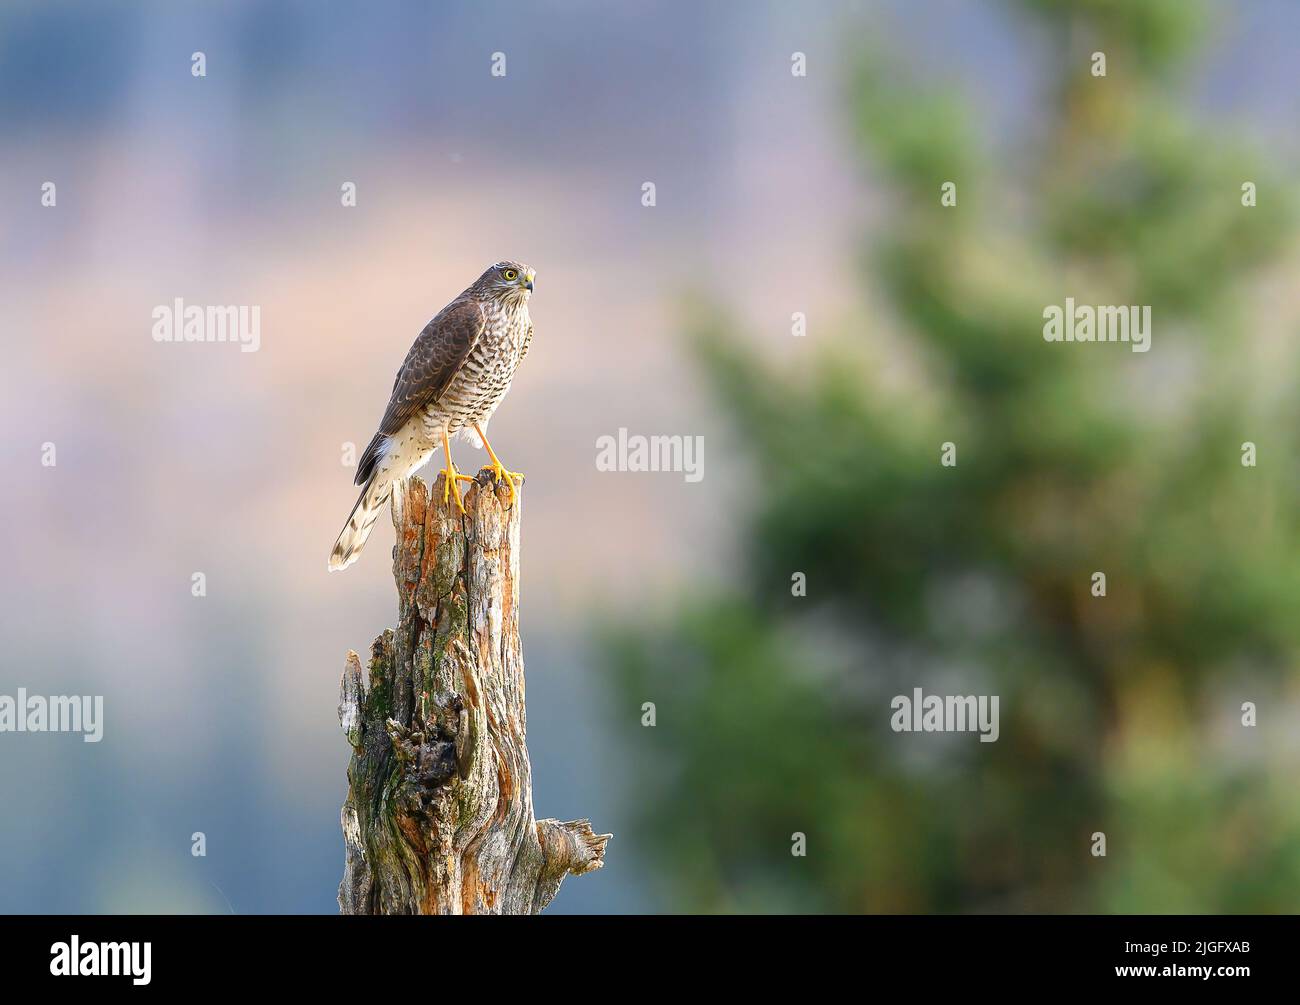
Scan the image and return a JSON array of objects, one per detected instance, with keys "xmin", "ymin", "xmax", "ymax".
[
  {"xmin": 438, "ymin": 425, "xmax": 470, "ymax": 514},
  {"xmin": 471, "ymin": 423, "xmax": 524, "ymax": 508},
  {"xmin": 487, "ymin": 462, "xmax": 524, "ymax": 507},
  {"xmin": 441, "ymin": 466, "xmax": 468, "ymax": 513}
]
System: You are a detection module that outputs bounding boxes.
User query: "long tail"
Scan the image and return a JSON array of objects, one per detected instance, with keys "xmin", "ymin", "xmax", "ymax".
[{"xmin": 329, "ymin": 474, "xmax": 391, "ymax": 571}]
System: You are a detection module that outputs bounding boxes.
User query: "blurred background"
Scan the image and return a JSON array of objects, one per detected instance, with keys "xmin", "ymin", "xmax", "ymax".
[{"xmin": 3, "ymin": 0, "xmax": 1300, "ymax": 914}]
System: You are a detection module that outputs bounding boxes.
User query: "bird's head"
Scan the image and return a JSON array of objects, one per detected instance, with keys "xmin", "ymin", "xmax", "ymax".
[{"xmin": 476, "ymin": 261, "xmax": 535, "ymax": 306}]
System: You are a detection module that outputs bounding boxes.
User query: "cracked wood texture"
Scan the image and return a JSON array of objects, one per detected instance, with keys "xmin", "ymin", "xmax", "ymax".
[{"xmin": 337, "ymin": 469, "xmax": 610, "ymax": 914}]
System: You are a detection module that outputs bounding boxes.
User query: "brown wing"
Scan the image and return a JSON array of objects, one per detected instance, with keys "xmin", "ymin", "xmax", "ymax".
[{"xmin": 355, "ymin": 298, "xmax": 486, "ymax": 485}]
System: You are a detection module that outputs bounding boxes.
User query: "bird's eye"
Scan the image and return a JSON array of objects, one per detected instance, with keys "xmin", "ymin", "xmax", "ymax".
[{"xmin": 502, "ymin": 269, "xmax": 518, "ymax": 281}]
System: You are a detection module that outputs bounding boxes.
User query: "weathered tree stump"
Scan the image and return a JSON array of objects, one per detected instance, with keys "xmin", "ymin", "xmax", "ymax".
[{"xmin": 337, "ymin": 469, "xmax": 610, "ymax": 914}]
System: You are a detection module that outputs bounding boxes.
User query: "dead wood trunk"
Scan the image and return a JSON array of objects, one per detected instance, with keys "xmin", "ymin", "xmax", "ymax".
[{"xmin": 336, "ymin": 469, "xmax": 610, "ymax": 914}]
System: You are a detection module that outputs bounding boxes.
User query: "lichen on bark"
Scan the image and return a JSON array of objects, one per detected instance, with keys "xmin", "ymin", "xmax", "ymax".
[{"xmin": 337, "ymin": 469, "xmax": 610, "ymax": 914}]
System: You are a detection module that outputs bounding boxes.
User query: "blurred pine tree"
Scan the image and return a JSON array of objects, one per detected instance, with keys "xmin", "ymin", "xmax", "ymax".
[{"xmin": 601, "ymin": 0, "xmax": 1300, "ymax": 912}]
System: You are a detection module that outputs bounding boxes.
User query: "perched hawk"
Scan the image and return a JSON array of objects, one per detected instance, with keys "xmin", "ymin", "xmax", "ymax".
[{"xmin": 329, "ymin": 261, "xmax": 535, "ymax": 571}]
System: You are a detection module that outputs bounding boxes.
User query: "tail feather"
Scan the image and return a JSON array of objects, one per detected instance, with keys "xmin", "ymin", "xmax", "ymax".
[
  {"xmin": 355, "ymin": 432, "xmax": 389, "ymax": 487},
  {"xmin": 329, "ymin": 476, "xmax": 391, "ymax": 571}
]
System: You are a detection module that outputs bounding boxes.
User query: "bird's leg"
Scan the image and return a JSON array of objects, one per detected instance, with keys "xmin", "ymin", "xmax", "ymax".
[
  {"xmin": 473, "ymin": 422, "xmax": 524, "ymax": 507},
  {"xmin": 440, "ymin": 425, "xmax": 474, "ymax": 514}
]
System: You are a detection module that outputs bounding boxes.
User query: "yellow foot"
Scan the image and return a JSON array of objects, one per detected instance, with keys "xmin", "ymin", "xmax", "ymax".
[
  {"xmin": 487, "ymin": 459, "xmax": 525, "ymax": 507},
  {"xmin": 440, "ymin": 463, "xmax": 476, "ymax": 514}
]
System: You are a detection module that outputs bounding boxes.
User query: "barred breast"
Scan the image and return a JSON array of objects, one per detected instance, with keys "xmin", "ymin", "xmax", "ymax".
[{"xmin": 421, "ymin": 302, "xmax": 531, "ymax": 435}]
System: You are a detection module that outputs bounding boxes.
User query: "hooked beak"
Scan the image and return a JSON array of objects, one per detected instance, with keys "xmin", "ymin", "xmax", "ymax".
[{"xmin": 522, "ymin": 271, "xmax": 535, "ymax": 293}]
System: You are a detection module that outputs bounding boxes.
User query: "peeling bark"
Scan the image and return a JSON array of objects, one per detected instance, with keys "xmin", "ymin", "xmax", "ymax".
[{"xmin": 337, "ymin": 470, "xmax": 610, "ymax": 914}]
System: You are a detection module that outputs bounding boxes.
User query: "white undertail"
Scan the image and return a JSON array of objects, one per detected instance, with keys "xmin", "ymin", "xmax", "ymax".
[{"xmin": 328, "ymin": 428, "xmax": 436, "ymax": 571}]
